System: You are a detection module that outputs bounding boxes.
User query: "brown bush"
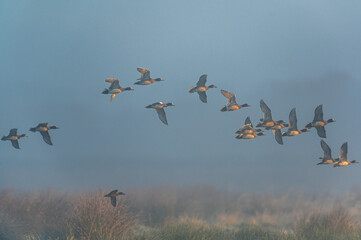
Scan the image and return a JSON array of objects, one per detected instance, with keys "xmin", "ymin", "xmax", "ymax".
[{"xmin": 67, "ymin": 191, "xmax": 136, "ymax": 240}]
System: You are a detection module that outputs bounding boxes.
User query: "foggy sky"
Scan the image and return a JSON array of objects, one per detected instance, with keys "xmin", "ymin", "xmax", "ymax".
[{"xmin": 0, "ymin": 0, "xmax": 361, "ymax": 193}]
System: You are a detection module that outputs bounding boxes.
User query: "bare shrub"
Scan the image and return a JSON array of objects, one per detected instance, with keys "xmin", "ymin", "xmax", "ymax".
[
  {"xmin": 295, "ymin": 207, "xmax": 360, "ymax": 240},
  {"xmin": 67, "ymin": 191, "xmax": 136, "ymax": 240}
]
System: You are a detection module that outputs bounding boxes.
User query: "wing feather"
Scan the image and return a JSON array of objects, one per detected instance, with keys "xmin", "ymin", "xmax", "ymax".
[
  {"xmin": 155, "ymin": 108, "xmax": 168, "ymax": 125},
  {"xmin": 196, "ymin": 74, "xmax": 207, "ymax": 87},
  {"xmin": 40, "ymin": 131, "xmax": 53, "ymax": 145}
]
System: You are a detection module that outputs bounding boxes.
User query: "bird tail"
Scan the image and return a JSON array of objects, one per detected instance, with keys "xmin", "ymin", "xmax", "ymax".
[
  {"xmin": 29, "ymin": 128, "xmax": 36, "ymax": 132},
  {"xmin": 220, "ymin": 106, "xmax": 227, "ymax": 112},
  {"xmin": 102, "ymin": 88, "xmax": 109, "ymax": 94},
  {"xmin": 305, "ymin": 122, "xmax": 312, "ymax": 128}
]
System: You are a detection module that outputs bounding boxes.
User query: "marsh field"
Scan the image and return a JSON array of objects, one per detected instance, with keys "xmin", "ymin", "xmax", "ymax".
[
  {"xmin": 1, "ymin": 187, "xmax": 361, "ymax": 240},
  {"xmin": 2, "ymin": 1, "xmax": 361, "ymax": 240}
]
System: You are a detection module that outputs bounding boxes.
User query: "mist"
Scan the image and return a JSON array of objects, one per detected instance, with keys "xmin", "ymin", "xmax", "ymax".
[{"xmin": 0, "ymin": 0, "xmax": 360, "ymax": 194}]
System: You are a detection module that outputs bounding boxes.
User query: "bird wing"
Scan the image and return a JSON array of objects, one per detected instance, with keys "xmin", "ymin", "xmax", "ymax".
[
  {"xmin": 155, "ymin": 108, "xmax": 168, "ymax": 125},
  {"xmin": 274, "ymin": 129, "xmax": 283, "ymax": 145},
  {"xmin": 197, "ymin": 92, "xmax": 207, "ymax": 103},
  {"xmin": 313, "ymin": 105, "xmax": 324, "ymax": 122},
  {"xmin": 339, "ymin": 142, "xmax": 347, "ymax": 161},
  {"xmin": 320, "ymin": 140, "xmax": 332, "ymax": 159},
  {"xmin": 9, "ymin": 128, "xmax": 18, "ymax": 136},
  {"xmin": 244, "ymin": 117, "xmax": 253, "ymax": 128},
  {"xmin": 316, "ymin": 126, "xmax": 326, "ymax": 138},
  {"xmin": 221, "ymin": 90, "xmax": 235, "ymax": 100},
  {"xmin": 137, "ymin": 68, "xmax": 150, "ymax": 80},
  {"xmin": 11, "ymin": 140, "xmax": 20, "ymax": 149},
  {"xmin": 106, "ymin": 79, "xmax": 121, "ymax": 90},
  {"xmin": 110, "ymin": 196, "xmax": 117, "ymax": 207},
  {"xmin": 108, "ymin": 189, "xmax": 118, "ymax": 195},
  {"xmin": 288, "ymin": 108, "xmax": 298, "ymax": 130},
  {"xmin": 196, "ymin": 74, "xmax": 207, "ymax": 87},
  {"xmin": 40, "ymin": 131, "xmax": 53, "ymax": 145},
  {"xmin": 260, "ymin": 100, "xmax": 273, "ymax": 122}
]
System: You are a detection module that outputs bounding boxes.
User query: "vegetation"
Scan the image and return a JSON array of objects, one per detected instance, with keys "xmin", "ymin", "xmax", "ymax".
[{"xmin": 1, "ymin": 187, "xmax": 361, "ymax": 239}]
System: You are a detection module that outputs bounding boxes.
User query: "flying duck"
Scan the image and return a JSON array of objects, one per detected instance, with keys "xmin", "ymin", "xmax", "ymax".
[
  {"xmin": 29, "ymin": 123, "xmax": 59, "ymax": 145},
  {"xmin": 145, "ymin": 102, "xmax": 175, "ymax": 125},
  {"xmin": 189, "ymin": 74, "xmax": 216, "ymax": 103},
  {"xmin": 255, "ymin": 100, "xmax": 288, "ymax": 145},
  {"xmin": 220, "ymin": 90, "xmax": 250, "ymax": 112},
  {"xmin": 1, "ymin": 129, "xmax": 27, "ymax": 149},
  {"xmin": 134, "ymin": 68, "xmax": 163, "ymax": 85},
  {"xmin": 305, "ymin": 105, "xmax": 335, "ymax": 138},
  {"xmin": 317, "ymin": 140, "xmax": 336, "ymax": 165},
  {"xmin": 282, "ymin": 108, "xmax": 308, "ymax": 137},
  {"xmin": 102, "ymin": 78, "xmax": 134, "ymax": 101},
  {"xmin": 236, "ymin": 132, "xmax": 264, "ymax": 140},
  {"xmin": 333, "ymin": 142, "xmax": 358, "ymax": 167},
  {"xmin": 104, "ymin": 190, "xmax": 125, "ymax": 207},
  {"xmin": 235, "ymin": 116, "xmax": 263, "ymax": 135}
]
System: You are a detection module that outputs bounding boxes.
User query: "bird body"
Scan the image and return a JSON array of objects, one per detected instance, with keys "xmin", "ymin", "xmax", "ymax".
[{"xmin": 236, "ymin": 132, "xmax": 264, "ymax": 139}]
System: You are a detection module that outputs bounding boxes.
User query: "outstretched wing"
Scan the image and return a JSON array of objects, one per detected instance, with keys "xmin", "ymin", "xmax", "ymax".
[
  {"xmin": 106, "ymin": 79, "xmax": 121, "ymax": 90},
  {"xmin": 244, "ymin": 116, "xmax": 253, "ymax": 128},
  {"xmin": 320, "ymin": 140, "xmax": 332, "ymax": 159},
  {"xmin": 196, "ymin": 74, "xmax": 207, "ymax": 87},
  {"xmin": 110, "ymin": 196, "xmax": 117, "ymax": 207},
  {"xmin": 313, "ymin": 105, "xmax": 324, "ymax": 122},
  {"xmin": 11, "ymin": 140, "xmax": 20, "ymax": 149},
  {"xmin": 260, "ymin": 100, "xmax": 273, "ymax": 122},
  {"xmin": 108, "ymin": 189, "xmax": 118, "ymax": 195},
  {"xmin": 197, "ymin": 92, "xmax": 207, "ymax": 103},
  {"xmin": 288, "ymin": 108, "xmax": 298, "ymax": 130},
  {"xmin": 137, "ymin": 68, "xmax": 150, "ymax": 80},
  {"xmin": 40, "ymin": 131, "xmax": 53, "ymax": 145},
  {"xmin": 274, "ymin": 129, "xmax": 283, "ymax": 145},
  {"xmin": 339, "ymin": 142, "xmax": 347, "ymax": 161},
  {"xmin": 155, "ymin": 108, "xmax": 168, "ymax": 125},
  {"xmin": 9, "ymin": 128, "xmax": 18, "ymax": 136},
  {"xmin": 316, "ymin": 126, "xmax": 326, "ymax": 138},
  {"xmin": 221, "ymin": 90, "xmax": 235, "ymax": 101}
]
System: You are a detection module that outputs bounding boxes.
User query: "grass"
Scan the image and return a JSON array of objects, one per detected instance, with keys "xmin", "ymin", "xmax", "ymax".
[{"xmin": 1, "ymin": 187, "xmax": 361, "ymax": 239}]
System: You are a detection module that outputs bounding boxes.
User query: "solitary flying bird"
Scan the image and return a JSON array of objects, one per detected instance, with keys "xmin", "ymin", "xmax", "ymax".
[
  {"xmin": 145, "ymin": 102, "xmax": 175, "ymax": 125},
  {"xmin": 104, "ymin": 190, "xmax": 125, "ymax": 207},
  {"xmin": 134, "ymin": 68, "xmax": 163, "ymax": 85},
  {"xmin": 1, "ymin": 128, "xmax": 27, "ymax": 149},
  {"xmin": 189, "ymin": 74, "xmax": 216, "ymax": 103},
  {"xmin": 102, "ymin": 78, "xmax": 134, "ymax": 101},
  {"xmin": 29, "ymin": 123, "xmax": 59, "ymax": 145}
]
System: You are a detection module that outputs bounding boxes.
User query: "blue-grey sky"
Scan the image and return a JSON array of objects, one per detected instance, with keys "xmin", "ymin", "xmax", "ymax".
[{"xmin": 0, "ymin": 0, "xmax": 360, "ymax": 193}]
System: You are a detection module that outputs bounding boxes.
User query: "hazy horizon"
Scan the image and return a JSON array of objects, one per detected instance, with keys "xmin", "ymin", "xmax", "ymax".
[{"xmin": 1, "ymin": 1, "xmax": 360, "ymax": 194}]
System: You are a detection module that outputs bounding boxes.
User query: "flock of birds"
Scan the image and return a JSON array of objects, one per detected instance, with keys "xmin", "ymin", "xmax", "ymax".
[{"xmin": 1, "ymin": 67, "xmax": 357, "ymax": 207}]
